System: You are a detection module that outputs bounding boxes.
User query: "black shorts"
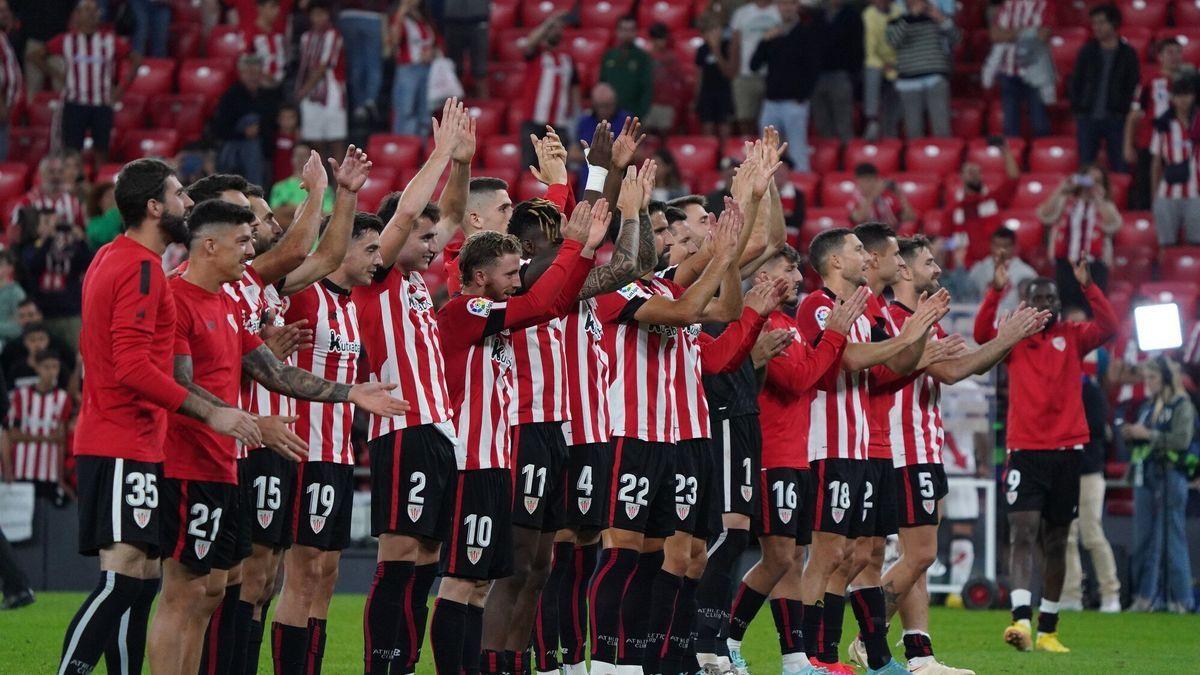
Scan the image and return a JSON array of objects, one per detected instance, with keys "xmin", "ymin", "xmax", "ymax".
[
  {"xmin": 510, "ymin": 422, "xmax": 569, "ymax": 532},
  {"xmin": 62, "ymin": 101, "xmax": 114, "ymax": 152},
  {"xmin": 565, "ymin": 442, "xmax": 613, "ymax": 530},
  {"xmin": 895, "ymin": 463, "xmax": 949, "ymax": 528},
  {"xmin": 1004, "ymin": 450, "xmax": 1082, "ymax": 526},
  {"xmin": 369, "ymin": 425, "xmax": 457, "ymax": 539},
  {"xmin": 711, "ymin": 415, "xmax": 762, "ymax": 518},
  {"xmin": 160, "ymin": 478, "xmax": 239, "ymax": 574},
  {"xmin": 755, "ymin": 468, "xmax": 813, "ymax": 545},
  {"xmin": 672, "ymin": 439, "xmax": 718, "ymax": 538},
  {"xmin": 442, "ymin": 469, "xmax": 514, "ymax": 581},
  {"xmin": 75, "ymin": 456, "xmax": 163, "ymax": 557},
  {"xmin": 609, "ymin": 437, "xmax": 676, "ymax": 538},
  {"xmin": 808, "ymin": 458, "xmax": 868, "ymax": 537},
  {"xmin": 857, "ymin": 458, "xmax": 898, "ymax": 538},
  {"xmin": 290, "ymin": 461, "xmax": 355, "ymax": 551},
  {"xmin": 239, "ymin": 448, "xmax": 299, "ymax": 549}
]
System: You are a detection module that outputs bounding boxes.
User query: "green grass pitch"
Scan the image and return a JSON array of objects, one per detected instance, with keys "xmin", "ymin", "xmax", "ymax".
[{"xmin": 2, "ymin": 592, "xmax": 1198, "ymax": 673}]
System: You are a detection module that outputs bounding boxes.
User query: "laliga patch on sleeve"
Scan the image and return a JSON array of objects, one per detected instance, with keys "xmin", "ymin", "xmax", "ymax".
[
  {"xmin": 466, "ymin": 297, "xmax": 493, "ymax": 317},
  {"xmin": 814, "ymin": 306, "xmax": 830, "ymax": 329},
  {"xmin": 617, "ymin": 283, "xmax": 647, "ymax": 301}
]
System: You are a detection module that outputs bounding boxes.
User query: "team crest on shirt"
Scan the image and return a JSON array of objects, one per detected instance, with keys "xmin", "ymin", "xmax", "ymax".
[
  {"xmin": 1005, "ymin": 490, "xmax": 1017, "ymax": 505},
  {"xmin": 779, "ymin": 508, "xmax": 793, "ymax": 524},
  {"xmin": 625, "ymin": 503, "xmax": 641, "ymax": 519},
  {"xmin": 310, "ymin": 514, "xmax": 327, "ymax": 534},
  {"xmin": 831, "ymin": 507, "xmax": 845, "ymax": 523},
  {"xmin": 675, "ymin": 504, "xmax": 691, "ymax": 520},
  {"xmin": 617, "ymin": 283, "xmax": 648, "ymax": 300},
  {"xmin": 466, "ymin": 297, "xmax": 493, "ymax": 317},
  {"xmin": 815, "ymin": 306, "xmax": 831, "ymax": 329},
  {"xmin": 741, "ymin": 485, "xmax": 753, "ymax": 501},
  {"xmin": 578, "ymin": 497, "xmax": 592, "ymax": 514},
  {"xmin": 194, "ymin": 539, "xmax": 211, "ymax": 560},
  {"xmin": 1051, "ymin": 336, "xmax": 1067, "ymax": 352},
  {"xmin": 923, "ymin": 499, "xmax": 935, "ymax": 515},
  {"xmin": 408, "ymin": 504, "xmax": 423, "ymax": 522},
  {"xmin": 133, "ymin": 508, "xmax": 152, "ymax": 529},
  {"xmin": 467, "ymin": 546, "xmax": 483, "ymax": 564},
  {"xmin": 257, "ymin": 509, "xmax": 274, "ymax": 528},
  {"xmin": 524, "ymin": 496, "xmax": 540, "ymax": 514}
]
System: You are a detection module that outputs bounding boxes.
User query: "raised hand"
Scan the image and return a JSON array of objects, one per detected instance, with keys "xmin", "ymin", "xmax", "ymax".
[
  {"xmin": 256, "ymin": 415, "xmax": 306, "ymax": 462},
  {"xmin": 712, "ymin": 199, "xmax": 744, "ymax": 262},
  {"xmin": 748, "ymin": 139, "xmax": 785, "ymax": 199},
  {"xmin": 826, "ymin": 285, "xmax": 871, "ymax": 335},
  {"xmin": 616, "ymin": 165, "xmax": 642, "ymax": 215},
  {"xmin": 638, "ymin": 159, "xmax": 658, "ymax": 211},
  {"xmin": 751, "ymin": 328, "xmax": 793, "ymax": 367},
  {"xmin": 431, "ymin": 97, "xmax": 462, "ymax": 154},
  {"xmin": 561, "ymin": 199, "xmax": 594, "ymax": 244},
  {"xmin": 582, "ymin": 119, "xmax": 613, "ymax": 169},
  {"xmin": 261, "ymin": 317, "xmax": 314, "ymax": 360},
  {"xmin": 745, "ymin": 276, "xmax": 790, "ymax": 315},
  {"xmin": 611, "ymin": 116, "xmax": 646, "ymax": 170},
  {"xmin": 997, "ymin": 304, "xmax": 1051, "ymax": 343},
  {"xmin": 529, "ymin": 126, "xmax": 569, "ymax": 185},
  {"xmin": 1073, "ymin": 258, "xmax": 1092, "ymax": 288},
  {"xmin": 917, "ymin": 334, "xmax": 968, "ymax": 369},
  {"xmin": 992, "ymin": 259, "xmax": 1010, "ymax": 291},
  {"xmin": 584, "ymin": 197, "xmax": 610, "ymax": 252},
  {"xmin": 347, "ymin": 382, "xmax": 412, "ymax": 418},
  {"xmin": 449, "ymin": 105, "xmax": 477, "ymax": 164},
  {"xmin": 329, "ymin": 145, "xmax": 372, "ymax": 192},
  {"xmin": 299, "ymin": 149, "xmax": 327, "ymax": 194}
]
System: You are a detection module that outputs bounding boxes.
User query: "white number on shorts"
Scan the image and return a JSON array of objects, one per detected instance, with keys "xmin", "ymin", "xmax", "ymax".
[
  {"xmin": 576, "ymin": 465, "xmax": 593, "ymax": 497},
  {"xmin": 742, "ymin": 457, "xmax": 753, "ymax": 486},
  {"xmin": 918, "ymin": 472, "xmax": 935, "ymax": 499},
  {"xmin": 827, "ymin": 480, "xmax": 851, "ymax": 509},
  {"xmin": 124, "ymin": 472, "xmax": 159, "ymax": 508},
  {"xmin": 674, "ymin": 474, "xmax": 698, "ymax": 505},
  {"xmin": 1006, "ymin": 469, "xmax": 1021, "ymax": 492},
  {"xmin": 617, "ymin": 473, "xmax": 650, "ymax": 506},
  {"xmin": 306, "ymin": 483, "xmax": 335, "ymax": 517},
  {"xmin": 772, "ymin": 480, "xmax": 797, "ymax": 509},
  {"xmin": 463, "ymin": 513, "xmax": 493, "ymax": 548},
  {"xmin": 253, "ymin": 476, "xmax": 282, "ymax": 510},
  {"xmin": 862, "ymin": 481, "xmax": 874, "ymax": 511},
  {"xmin": 408, "ymin": 472, "xmax": 427, "ymax": 505},
  {"xmin": 522, "ymin": 464, "xmax": 547, "ymax": 498},
  {"xmin": 187, "ymin": 503, "xmax": 223, "ymax": 541}
]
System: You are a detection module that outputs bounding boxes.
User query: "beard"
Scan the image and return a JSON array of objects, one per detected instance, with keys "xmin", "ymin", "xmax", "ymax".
[{"xmin": 161, "ymin": 212, "xmax": 190, "ymax": 244}]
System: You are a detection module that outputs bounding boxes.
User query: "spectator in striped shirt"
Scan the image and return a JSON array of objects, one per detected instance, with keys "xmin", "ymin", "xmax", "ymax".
[
  {"xmin": 1037, "ymin": 165, "xmax": 1122, "ymax": 310},
  {"xmin": 1, "ymin": 349, "xmax": 72, "ymax": 494},
  {"xmin": 296, "ymin": 0, "xmax": 348, "ymax": 162},
  {"xmin": 0, "ymin": 0, "xmax": 22, "ymax": 162},
  {"xmin": 885, "ymin": 0, "xmax": 958, "ymax": 139},
  {"xmin": 37, "ymin": 0, "xmax": 140, "ymax": 166},
  {"xmin": 1150, "ymin": 77, "xmax": 1200, "ymax": 246},
  {"xmin": 9, "ymin": 155, "xmax": 85, "ymax": 239},
  {"xmin": 985, "ymin": 0, "xmax": 1054, "ymax": 138},
  {"xmin": 389, "ymin": 0, "xmax": 436, "ymax": 135}
]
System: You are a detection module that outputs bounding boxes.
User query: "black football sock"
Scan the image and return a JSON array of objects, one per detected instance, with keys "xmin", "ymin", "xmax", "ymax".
[
  {"xmin": 199, "ymin": 583, "xmax": 242, "ymax": 675},
  {"xmin": 533, "ymin": 541, "xmax": 572, "ymax": 672},
  {"xmin": 271, "ymin": 621, "xmax": 308, "ymax": 675},
  {"xmin": 463, "ymin": 604, "xmax": 484, "ymax": 675},
  {"xmin": 661, "ymin": 575, "xmax": 699, "ymax": 674},
  {"xmin": 645, "ymin": 569, "xmax": 682, "ymax": 673},
  {"xmin": 431, "ymin": 599, "xmax": 469, "ymax": 675},
  {"xmin": 802, "ymin": 601, "xmax": 823, "ymax": 657},
  {"xmin": 692, "ymin": 528, "xmax": 749, "ymax": 655},
  {"xmin": 903, "ymin": 631, "xmax": 934, "ymax": 660},
  {"xmin": 102, "ymin": 575, "xmax": 157, "ymax": 675},
  {"xmin": 818, "ymin": 593, "xmax": 846, "ymax": 664},
  {"xmin": 560, "ymin": 543, "xmax": 595, "ymax": 666},
  {"xmin": 407, "ymin": 562, "xmax": 437, "ymax": 671},
  {"xmin": 229, "ymin": 599, "xmax": 255, "ymax": 674},
  {"xmin": 1037, "ymin": 610, "xmax": 1060, "ymax": 634},
  {"xmin": 849, "ymin": 587, "xmax": 891, "ymax": 669},
  {"xmin": 305, "ymin": 617, "xmax": 328, "ymax": 675},
  {"xmin": 728, "ymin": 582, "xmax": 768, "ymax": 643},
  {"xmin": 364, "ymin": 561, "xmax": 416, "ymax": 673},
  {"xmin": 771, "ymin": 598, "xmax": 804, "ymax": 655},
  {"xmin": 480, "ymin": 649, "xmax": 502, "ymax": 674},
  {"xmin": 245, "ymin": 618, "xmax": 265, "ymax": 675},
  {"xmin": 60, "ymin": 571, "xmax": 143, "ymax": 675},
  {"xmin": 587, "ymin": 546, "xmax": 639, "ymax": 665},
  {"xmin": 619, "ymin": 550, "xmax": 662, "ymax": 665}
]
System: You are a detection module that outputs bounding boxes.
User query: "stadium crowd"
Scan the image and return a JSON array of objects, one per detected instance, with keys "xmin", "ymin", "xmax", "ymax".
[{"xmin": 0, "ymin": 1, "xmax": 1197, "ymax": 675}]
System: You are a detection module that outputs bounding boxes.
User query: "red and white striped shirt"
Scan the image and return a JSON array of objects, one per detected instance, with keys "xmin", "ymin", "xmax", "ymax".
[
  {"xmin": 509, "ymin": 318, "xmax": 570, "ymax": 425},
  {"xmin": 1184, "ymin": 320, "xmax": 1200, "ymax": 366},
  {"xmin": 232, "ymin": 266, "xmax": 294, "ymax": 448},
  {"xmin": 562, "ymin": 297, "xmax": 611, "ymax": 446},
  {"xmin": 1131, "ymin": 74, "xmax": 1172, "ymax": 149},
  {"xmin": 673, "ymin": 323, "xmax": 711, "ymax": 441},
  {"xmin": 886, "ymin": 303, "xmax": 946, "ymax": 468},
  {"xmin": 522, "ymin": 48, "xmax": 575, "ymax": 128},
  {"xmin": 595, "ymin": 279, "xmax": 686, "ymax": 444},
  {"xmin": 990, "ymin": 0, "xmax": 1054, "ymax": 77},
  {"xmin": 795, "ymin": 288, "xmax": 874, "ymax": 462},
  {"xmin": 45, "ymin": 29, "xmax": 130, "ymax": 106},
  {"xmin": 866, "ymin": 294, "xmax": 904, "ymax": 461},
  {"xmin": 1150, "ymin": 113, "xmax": 1199, "ymax": 199},
  {"xmin": 1052, "ymin": 197, "xmax": 1105, "ymax": 261},
  {"xmin": 283, "ymin": 280, "xmax": 361, "ymax": 464},
  {"xmin": 393, "ymin": 14, "xmax": 435, "ymax": 66},
  {"xmin": 0, "ymin": 32, "xmax": 22, "ymax": 108},
  {"xmin": 10, "ymin": 190, "xmax": 84, "ymax": 228},
  {"xmin": 353, "ymin": 266, "xmax": 454, "ymax": 439},
  {"xmin": 246, "ymin": 26, "xmax": 288, "ymax": 87},
  {"xmin": 6, "ymin": 386, "xmax": 72, "ymax": 483},
  {"xmin": 297, "ymin": 27, "xmax": 345, "ymax": 106}
]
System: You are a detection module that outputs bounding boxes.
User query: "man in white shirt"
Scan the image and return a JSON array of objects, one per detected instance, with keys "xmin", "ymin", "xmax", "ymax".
[
  {"xmin": 729, "ymin": 0, "xmax": 782, "ymax": 134},
  {"xmin": 968, "ymin": 227, "xmax": 1038, "ymax": 313}
]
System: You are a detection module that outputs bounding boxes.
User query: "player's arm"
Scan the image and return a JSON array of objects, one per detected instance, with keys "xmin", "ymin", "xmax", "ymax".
[
  {"xmin": 602, "ymin": 117, "xmax": 646, "ymax": 209},
  {"xmin": 697, "ymin": 278, "xmax": 789, "ymax": 374},
  {"xmin": 239, "ymin": 345, "xmax": 410, "ymax": 418},
  {"xmin": 740, "ymin": 180, "xmax": 787, "ymax": 279},
  {"xmin": 1074, "ymin": 262, "xmax": 1120, "ymax": 351},
  {"xmin": 928, "ymin": 306, "xmax": 1050, "ymax": 383},
  {"xmin": 841, "ymin": 291, "xmax": 948, "ymax": 373},
  {"xmin": 575, "ymin": 195, "xmax": 647, "ymax": 300},
  {"xmin": 972, "ymin": 267, "xmax": 1006, "ymax": 344},
  {"xmin": 279, "ymin": 147, "xmax": 371, "ymax": 295},
  {"xmin": 699, "ymin": 247, "xmax": 745, "ymax": 323},
  {"xmin": 503, "ymin": 206, "xmax": 604, "ymax": 331},
  {"xmin": 251, "ymin": 150, "xmax": 328, "ymax": 285}
]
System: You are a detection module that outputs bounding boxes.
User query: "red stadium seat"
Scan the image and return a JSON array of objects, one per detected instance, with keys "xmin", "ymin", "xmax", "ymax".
[
  {"xmin": 490, "ymin": 0, "xmax": 518, "ymax": 32},
  {"xmin": 1115, "ymin": 211, "xmax": 1158, "ymax": 253},
  {"xmin": 1123, "ymin": 26, "xmax": 1153, "ymax": 61},
  {"xmin": 516, "ymin": 173, "xmax": 550, "ymax": 200},
  {"xmin": 488, "ymin": 62, "xmax": 526, "ymax": 100},
  {"xmin": 810, "ymin": 140, "xmax": 840, "ymax": 174},
  {"xmin": 1029, "ymin": 136, "xmax": 1080, "ymax": 173},
  {"xmin": 997, "ymin": 210, "xmax": 1046, "ymax": 258},
  {"xmin": 178, "ymin": 59, "xmax": 233, "ymax": 103},
  {"xmin": 673, "ymin": 30, "xmax": 705, "ymax": 64},
  {"xmin": 1156, "ymin": 28, "xmax": 1200, "ymax": 63},
  {"xmin": 637, "ymin": 1, "xmax": 693, "ymax": 31},
  {"xmin": 94, "ymin": 163, "xmax": 122, "ymax": 185},
  {"xmin": 170, "ymin": 0, "xmax": 205, "ymax": 24},
  {"xmin": 207, "ymin": 25, "xmax": 246, "ymax": 59},
  {"xmin": 579, "ymin": 0, "xmax": 634, "ymax": 30},
  {"xmin": 113, "ymin": 93, "xmax": 147, "ymax": 131},
  {"xmin": 355, "ymin": 167, "xmax": 398, "ymax": 212},
  {"xmin": 904, "ymin": 139, "xmax": 965, "ymax": 175},
  {"xmin": 1111, "ymin": 250, "xmax": 1155, "ymax": 284},
  {"xmin": 26, "ymin": 92, "xmax": 61, "ymax": 128},
  {"xmin": 366, "ymin": 135, "xmax": 424, "ymax": 171},
  {"xmin": 790, "ymin": 172, "xmax": 820, "ymax": 205},
  {"xmin": 721, "ymin": 136, "xmax": 757, "ymax": 163},
  {"xmin": 481, "ymin": 135, "xmax": 523, "ymax": 170},
  {"xmin": 1010, "ymin": 173, "xmax": 1065, "ymax": 208},
  {"xmin": 1049, "ymin": 28, "xmax": 1088, "ymax": 73},
  {"xmin": 799, "ymin": 208, "xmax": 850, "ymax": 247},
  {"xmin": 1177, "ymin": 0, "xmax": 1200, "ymax": 27},
  {"xmin": 918, "ymin": 208, "xmax": 952, "ymax": 239},
  {"xmin": 1160, "ymin": 247, "xmax": 1200, "ymax": 284},
  {"xmin": 1119, "ymin": 0, "xmax": 1169, "ymax": 29},
  {"xmin": 464, "ymin": 99, "xmax": 507, "ymax": 138},
  {"xmin": 950, "ymin": 99, "xmax": 985, "ymax": 138},
  {"xmin": 665, "ymin": 136, "xmax": 720, "ymax": 173},
  {"xmin": 691, "ymin": 170, "xmax": 722, "ymax": 194},
  {"xmin": 843, "ymin": 139, "xmax": 902, "ymax": 173},
  {"xmin": 0, "ymin": 163, "xmax": 27, "ymax": 202},
  {"xmin": 169, "ymin": 21, "xmax": 202, "ymax": 60},
  {"xmin": 894, "ymin": 173, "xmax": 941, "ymax": 212},
  {"xmin": 562, "ymin": 29, "xmax": 611, "ymax": 67},
  {"xmin": 820, "ymin": 173, "xmax": 858, "ymax": 209},
  {"xmin": 120, "ymin": 129, "xmax": 179, "ymax": 161},
  {"xmin": 522, "ymin": 0, "xmax": 573, "ymax": 27},
  {"xmin": 1139, "ymin": 282, "xmax": 1199, "ymax": 322},
  {"xmin": 966, "ymin": 137, "xmax": 1025, "ymax": 173},
  {"xmin": 123, "ymin": 58, "xmax": 176, "ymax": 98},
  {"xmin": 494, "ymin": 28, "xmax": 531, "ymax": 62},
  {"xmin": 148, "ymin": 94, "xmax": 208, "ymax": 143},
  {"xmin": 1108, "ymin": 172, "xmax": 1131, "ymax": 208},
  {"xmin": 943, "ymin": 171, "xmax": 1008, "ymax": 205},
  {"xmin": 8, "ymin": 127, "xmax": 50, "ymax": 168},
  {"xmin": 474, "ymin": 167, "xmax": 519, "ymax": 194}
]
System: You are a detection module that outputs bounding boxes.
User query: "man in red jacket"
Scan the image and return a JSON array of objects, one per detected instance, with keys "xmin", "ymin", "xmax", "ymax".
[{"xmin": 973, "ymin": 260, "xmax": 1117, "ymax": 655}]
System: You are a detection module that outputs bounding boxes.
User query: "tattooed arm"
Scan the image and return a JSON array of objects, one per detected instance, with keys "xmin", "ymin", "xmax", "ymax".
[
  {"xmin": 173, "ymin": 355, "xmax": 263, "ymax": 446},
  {"xmin": 577, "ymin": 214, "xmax": 643, "ymax": 300},
  {"xmin": 636, "ymin": 209, "xmax": 656, "ymax": 274},
  {"xmin": 240, "ymin": 345, "xmax": 352, "ymax": 402},
  {"xmin": 174, "ymin": 355, "xmax": 238, "ymax": 411}
]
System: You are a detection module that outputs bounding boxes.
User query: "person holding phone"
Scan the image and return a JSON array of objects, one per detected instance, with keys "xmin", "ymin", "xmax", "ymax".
[
  {"xmin": 1036, "ymin": 165, "xmax": 1121, "ymax": 312},
  {"xmin": 1149, "ymin": 78, "xmax": 1200, "ymax": 246},
  {"xmin": 848, "ymin": 163, "xmax": 916, "ymax": 228}
]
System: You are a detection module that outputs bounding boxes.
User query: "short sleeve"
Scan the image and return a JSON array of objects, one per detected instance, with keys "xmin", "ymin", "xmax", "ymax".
[
  {"xmin": 795, "ymin": 293, "xmax": 832, "ymax": 344},
  {"xmin": 45, "ymin": 35, "xmax": 65, "ymax": 55},
  {"xmin": 595, "ymin": 283, "xmax": 650, "ymax": 325}
]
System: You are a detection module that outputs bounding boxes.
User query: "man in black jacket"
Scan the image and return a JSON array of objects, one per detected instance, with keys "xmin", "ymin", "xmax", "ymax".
[
  {"xmin": 1069, "ymin": 4, "xmax": 1139, "ymax": 172},
  {"xmin": 750, "ymin": 0, "xmax": 821, "ymax": 172}
]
